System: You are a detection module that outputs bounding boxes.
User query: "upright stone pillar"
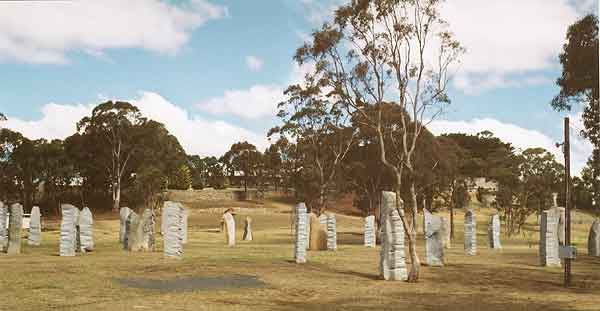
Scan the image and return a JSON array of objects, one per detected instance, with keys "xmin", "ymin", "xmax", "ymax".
[
  {"xmin": 379, "ymin": 191, "xmax": 408, "ymax": 281},
  {"xmin": 364, "ymin": 215, "xmax": 376, "ymax": 247},
  {"xmin": 78, "ymin": 207, "xmax": 94, "ymax": 252},
  {"xmin": 488, "ymin": 214, "xmax": 502, "ymax": 249},
  {"xmin": 243, "ymin": 216, "xmax": 253, "ymax": 241},
  {"xmin": 304, "ymin": 212, "xmax": 311, "ymax": 249},
  {"xmin": 540, "ymin": 210, "xmax": 561, "ymax": 267},
  {"xmin": 440, "ymin": 216, "xmax": 451, "ymax": 249},
  {"xmin": 223, "ymin": 211, "xmax": 236, "ymax": 247},
  {"xmin": 28, "ymin": 206, "xmax": 42, "ymax": 246},
  {"xmin": 551, "ymin": 207, "xmax": 566, "ymax": 246},
  {"xmin": 163, "ymin": 202, "xmax": 185, "ymax": 258},
  {"xmin": 119, "ymin": 207, "xmax": 131, "ymax": 244},
  {"xmin": 141, "ymin": 209, "xmax": 155, "ymax": 251},
  {"xmin": 588, "ymin": 219, "xmax": 600, "ymax": 257},
  {"xmin": 326, "ymin": 213, "xmax": 337, "ymax": 251},
  {"xmin": 59, "ymin": 204, "xmax": 79, "ymax": 256},
  {"xmin": 7, "ymin": 203, "xmax": 24, "ymax": 255},
  {"xmin": 294, "ymin": 203, "xmax": 308, "ymax": 263},
  {"xmin": 0, "ymin": 202, "xmax": 7, "ymax": 252},
  {"xmin": 424, "ymin": 209, "xmax": 444, "ymax": 266},
  {"xmin": 309, "ymin": 212, "xmax": 327, "ymax": 250},
  {"xmin": 464, "ymin": 209, "xmax": 477, "ymax": 256}
]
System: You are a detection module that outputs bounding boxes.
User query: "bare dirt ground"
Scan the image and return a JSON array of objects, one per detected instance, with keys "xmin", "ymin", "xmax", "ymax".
[{"xmin": 0, "ymin": 195, "xmax": 598, "ymax": 311}]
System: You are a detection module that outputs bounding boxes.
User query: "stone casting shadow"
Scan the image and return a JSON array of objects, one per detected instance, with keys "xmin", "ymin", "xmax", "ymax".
[{"xmin": 115, "ymin": 275, "xmax": 266, "ymax": 292}]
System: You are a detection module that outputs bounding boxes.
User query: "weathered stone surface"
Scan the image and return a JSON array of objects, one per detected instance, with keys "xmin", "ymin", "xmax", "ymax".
[
  {"xmin": 78, "ymin": 207, "xmax": 93, "ymax": 252},
  {"xmin": 488, "ymin": 214, "xmax": 502, "ymax": 249},
  {"xmin": 119, "ymin": 207, "xmax": 131, "ymax": 244},
  {"xmin": 440, "ymin": 216, "xmax": 451, "ymax": 249},
  {"xmin": 379, "ymin": 191, "xmax": 408, "ymax": 281},
  {"xmin": 588, "ymin": 219, "xmax": 600, "ymax": 257},
  {"xmin": 0, "ymin": 202, "xmax": 7, "ymax": 252},
  {"xmin": 223, "ymin": 212, "xmax": 236, "ymax": 247},
  {"xmin": 540, "ymin": 210, "xmax": 561, "ymax": 267},
  {"xmin": 364, "ymin": 215, "xmax": 376, "ymax": 247},
  {"xmin": 424, "ymin": 209, "xmax": 444, "ymax": 266},
  {"xmin": 304, "ymin": 212, "xmax": 311, "ymax": 249},
  {"xmin": 243, "ymin": 216, "xmax": 253, "ymax": 241},
  {"xmin": 28, "ymin": 206, "xmax": 42, "ymax": 246},
  {"xmin": 60, "ymin": 204, "xmax": 79, "ymax": 256},
  {"xmin": 294, "ymin": 203, "xmax": 307, "ymax": 263},
  {"xmin": 163, "ymin": 201, "xmax": 185, "ymax": 258},
  {"xmin": 125, "ymin": 210, "xmax": 154, "ymax": 252},
  {"xmin": 319, "ymin": 214, "xmax": 327, "ymax": 226},
  {"xmin": 464, "ymin": 209, "xmax": 477, "ymax": 256},
  {"xmin": 309, "ymin": 213, "xmax": 327, "ymax": 250},
  {"xmin": 550, "ymin": 207, "xmax": 566, "ymax": 246},
  {"xmin": 326, "ymin": 213, "xmax": 337, "ymax": 251},
  {"xmin": 7, "ymin": 203, "xmax": 23, "ymax": 255},
  {"xmin": 141, "ymin": 209, "xmax": 155, "ymax": 251}
]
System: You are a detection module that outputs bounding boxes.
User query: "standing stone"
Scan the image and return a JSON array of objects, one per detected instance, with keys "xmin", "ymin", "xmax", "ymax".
[
  {"xmin": 294, "ymin": 203, "xmax": 308, "ymax": 263},
  {"xmin": 588, "ymin": 219, "xmax": 600, "ymax": 256},
  {"xmin": 0, "ymin": 202, "xmax": 7, "ymax": 252},
  {"xmin": 551, "ymin": 207, "xmax": 566, "ymax": 246},
  {"xmin": 326, "ymin": 213, "xmax": 337, "ymax": 251},
  {"xmin": 141, "ymin": 209, "xmax": 155, "ymax": 251},
  {"xmin": 243, "ymin": 216, "xmax": 253, "ymax": 241},
  {"xmin": 424, "ymin": 209, "xmax": 444, "ymax": 266},
  {"xmin": 119, "ymin": 207, "xmax": 131, "ymax": 244},
  {"xmin": 440, "ymin": 216, "xmax": 451, "ymax": 249},
  {"xmin": 28, "ymin": 206, "xmax": 42, "ymax": 246},
  {"xmin": 488, "ymin": 214, "xmax": 502, "ymax": 249},
  {"xmin": 464, "ymin": 209, "xmax": 477, "ymax": 256},
  {"xmin": 309, "ymin": 213, "xmax": 327, "ymax": 250},
  {"xmin": 319, "ymin": 214, "xmax": 327, "ymax": 226},
  {"xmin": 305, "ymin": 212, "xmax": 311, "ymax": 249},
  {"xmin": 364, "ymin": 215, "xmax": 376, "ymax": 247},
  {"xmin": 540, "ymin": 210, "xmax": 561, "ymax": 267},
  {"xmin": 223, "ymin": 212, "xmax": 236, "ymax": 247},
  {"xmin": 78, "ymin": 207, "xmax": 93, "ymax": 252},
  {"xmin": 379, "ymin": 191, "xmax": 408, "ymax": 281},
  {"xmin": 182, "ymin": 209, "xmax": 188, "ymax": 244},
  {"xmin": 7, "ymin": 203, "xmax": 24, "ymax": 255},
  {"xmin": 163, "ymin": 201, "xmax": 185, "ymax": 258},
  {"xmin": 125, "ymin": 211, "xmax": 147, "ymax": 251},
  {"xmin": 59, "ymin": 204, "xmax": 79, "ymax": 256}
]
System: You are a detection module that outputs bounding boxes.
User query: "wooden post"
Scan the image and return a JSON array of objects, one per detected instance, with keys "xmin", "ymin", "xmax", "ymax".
[{"xmin": 564, "ymin": 117, "xmax": 572, "ymax": 287}]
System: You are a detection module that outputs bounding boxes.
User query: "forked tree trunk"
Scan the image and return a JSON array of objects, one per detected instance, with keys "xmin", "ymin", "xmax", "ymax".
[{"xmin": 406, "ymin": 183, "xmax": 420, "ymax": 282}]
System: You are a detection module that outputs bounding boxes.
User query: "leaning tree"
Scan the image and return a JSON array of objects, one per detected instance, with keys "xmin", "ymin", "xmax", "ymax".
[{"xmin": 293, "ymin": 0, "xmax": 463, "ymax": 281}]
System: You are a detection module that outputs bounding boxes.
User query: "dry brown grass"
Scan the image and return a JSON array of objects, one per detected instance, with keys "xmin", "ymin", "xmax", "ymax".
[{"xmin": 0, "ymin": 200, "xmax": 598, "ymax": 311}]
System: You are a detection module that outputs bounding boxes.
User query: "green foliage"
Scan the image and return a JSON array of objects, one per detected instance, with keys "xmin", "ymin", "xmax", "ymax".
[{"xmin": 169, "ymin": 165, "xmax": 192, "ymax": 190}]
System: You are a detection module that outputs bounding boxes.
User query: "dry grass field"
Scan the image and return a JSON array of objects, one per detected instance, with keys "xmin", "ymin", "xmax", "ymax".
[{"xmin": 1, "ymin": 195, "xmax": 599, "ymax": 311}]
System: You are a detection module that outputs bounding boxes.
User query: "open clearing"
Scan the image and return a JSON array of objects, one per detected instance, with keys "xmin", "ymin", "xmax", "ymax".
[{"xmin": 1, "ymin": 199, "xmax": 599, "ymax": 311}]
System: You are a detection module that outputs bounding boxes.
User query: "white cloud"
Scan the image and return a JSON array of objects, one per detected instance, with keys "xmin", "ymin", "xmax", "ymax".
[
  {"xmin": 429, "ymin": 116, "xmax": 593, "ymax": 176},
  {"xmin": 3, "ymin": 92, "xmax": 267, "ymax": 157},
  {"xmin": 0, "ymin": 0, "xmax": 227, "ymax": 64},
  {"xmin": 246, "ymin": 56, "xmax": 264, "ymax": 72}
]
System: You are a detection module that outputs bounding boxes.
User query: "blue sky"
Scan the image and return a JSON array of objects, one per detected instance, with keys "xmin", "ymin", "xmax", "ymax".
[{"xmin": 0, "ymin": 0, "xmax": 596, "ymax": 174}]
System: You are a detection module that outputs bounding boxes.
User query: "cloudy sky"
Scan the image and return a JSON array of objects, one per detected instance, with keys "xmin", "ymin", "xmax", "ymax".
[{"xmin": 0, "ymin": 0, "xmax": 596, "ymax": 175}]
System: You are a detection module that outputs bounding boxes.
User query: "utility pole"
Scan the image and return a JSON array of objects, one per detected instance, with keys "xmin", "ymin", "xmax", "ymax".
[{"xmin": 564, "ymin": 117, "xmax": 572, "ymax": 287}]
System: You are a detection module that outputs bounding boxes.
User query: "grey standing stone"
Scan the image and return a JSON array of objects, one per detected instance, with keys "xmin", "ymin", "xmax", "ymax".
[
  {"xmin": 464, "ymin": 209, "xmax": 477, "ymax": 256},
  {"xmin": 305, "ymin": 212, "xmax": 311, "ymax": 250},
  {"xmin": 142, "ymin": 209, "xmax": 156, "ymax": 251},
  {"xmin": 551, "ymin": 207, "xmax": 566, "ymax": 246},
  {"xmin": 424, "ymin": 209, "xmax": 444, "ymax": 266},
  {"xmin": 79, "ymin": 207, "xmax": 94, "ymax": 252},
  {"xmin": 440, "ymin": 216, "xmax": 451, "ymax": 249},
  {"xmin": 28, "ymin": 206, "xmax": 42, "ymax": 246},
  {"xmin": 223, "ymin": 212, "xmax": 236, "ymax": 247},
  {"xmin": 364, "ymin": 215, "xmax": 376, "ymax": 247},
  {"xmin": 163, "ymin": 201, "xmax": 185, "ymax": 259},
  {"xmin": 243, "ymin": 216, "xmax": 253, "ymax": 241},
  {"xmin": 7, "ymin": 203, "xmax": 23, "ymax": 255},
  {"xmin": 119, "ymin": 207, "xmax": 131, "ymax": 244},
  {"xmin": 540, "ymin": 210, "xmax": 561, "ymax": 267},
  {"xmin": 59, "ymin": 204, "xmax": 79, "ymax": 256},
  {"xmin": 0, "ymin": 202, "xmax": 9, "ymax": 252},
  {"xmin": 588, "ymin": 219, "xmax": 600, "ymax": 257},
  {"xmin": 379, "ymin": 191, "xmax": 408, "ymax": 281},
  {"xmin": 326, "ymin": 213, "xmax": 337, "ymax": 251},
  {"xmin": 319, "ymin": 214, "xmax": 327, "ymax": 226},
  {"xmin": 294, "ymin": 203, "xmax": 308, "ymax": 263},
  {"xmin": 488, "ymin": 214, "xmax": 502, "ymax": 249}
]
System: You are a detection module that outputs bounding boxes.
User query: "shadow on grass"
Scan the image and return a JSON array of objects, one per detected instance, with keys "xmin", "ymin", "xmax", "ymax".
[{"xmin": 115, "ymin": 275, "xmax": 266, "ymax": 292}]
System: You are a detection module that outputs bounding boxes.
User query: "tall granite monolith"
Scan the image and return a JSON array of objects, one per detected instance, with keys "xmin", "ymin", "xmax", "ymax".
[
  {"xmin": 379, "ymin": 191, "xmax": 408, "ymax": 281},
  {"xmin": 7, "ymin": 203, "xmax": 23, "ymax": 255},
  {"xmin": 294, "ymin": 203, "xmax": 307, "ymax": 263},
  {"xmin": 488, "ymin": 214, "xmax": 502, "ymax": 249},
  {"xmin": 309, "ymin": 213, "xmax": 327, "ymax": 250},
  {"xmin": 364, "ymin": 215, "xmax": 376, "ymax": 247},
  {"xmin": 28, "ymin": 206, "xmax": 42, "ymax": 246},
  {"xmin": 59, "ymin": 204, "xmax": 79, "ymax": 256},
  {"xmin": 243, "ymin": 216, "xmax": 253, "ymax": 241},
  {"xmin": 588, "ymin": 219, "xmax": 600, "ymax": 257},
  {"xmin": 223, "ymin": 211, "xmax": 236, "ymax": 247},
  {"xmin": 0, "ymin": 202, "xmax": 7, "ymax": 252},
  {"xmin": 540, "ymin": 210, "xmax": 561, "ymax": 267},
  {"xmin": 78, "ymin": 207, "xmax": 93, "ymax": 252},
  {"xmin": 119, "ymin": 207, "xmax": 131, "ymax": 244},
  {"xmin": 464, "ymin": 209, "xmax": 477, "ymax": 256},
  {"xmin": 326, "ymin": 213, "xmax": 337, "ymax": 251},
  {"xmin": 424, "ymin": 209, "xmax": 444, "ymax": 266},
  {"xmin": 440, "ymin": 216, "xmax": 451, "ymax": 249},
  {"xmin": 163, "ymin": 202, "xmax": 185, "ymax": 258}
]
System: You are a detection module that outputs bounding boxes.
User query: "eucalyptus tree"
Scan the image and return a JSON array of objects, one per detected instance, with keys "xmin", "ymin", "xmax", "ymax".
[
  {"xmin": 221, "ymin": 141, "xmax": 262, "ymax": 193},
  {"xmin": 292, "ymin": 0, "xmax": 463, "ymax": 281}
]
